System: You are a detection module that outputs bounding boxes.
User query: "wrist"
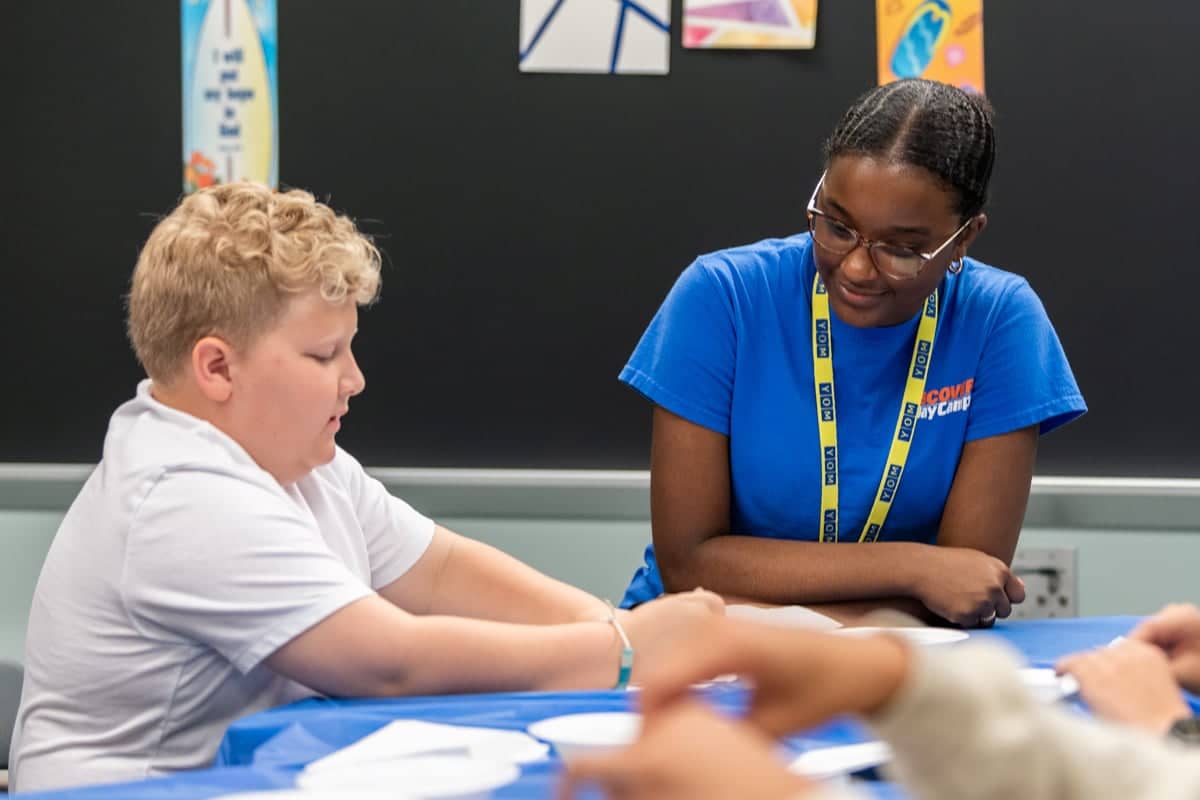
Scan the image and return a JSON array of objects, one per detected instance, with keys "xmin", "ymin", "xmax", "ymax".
[
  {"xmin": 896, "ymin": 542, "xmax": 937, "ymax": 598},
  {"xmin": 604, "ymin": 600, "xmax": 634, "ymax": 689},
  {"xmin": 1166, "ymin": 714, "xmax": 1200, "ymax": 745},
  {"xmin": 1151, "ymin": 701, "xmax": 1194, "ymax": 736}
]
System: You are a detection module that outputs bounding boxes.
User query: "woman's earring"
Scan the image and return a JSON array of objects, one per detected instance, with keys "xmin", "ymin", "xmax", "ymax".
[{"xmin": 948, "ymin": 259, "xmax": 964, "ymax": 274}]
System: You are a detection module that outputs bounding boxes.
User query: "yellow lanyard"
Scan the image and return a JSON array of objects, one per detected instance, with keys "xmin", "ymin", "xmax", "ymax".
[{"xmin": 811, "ymin": 273, "xmax": 938, "ymax": 542}]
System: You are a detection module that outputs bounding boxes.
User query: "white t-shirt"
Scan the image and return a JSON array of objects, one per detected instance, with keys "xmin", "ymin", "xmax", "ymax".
[{"xmin": 9, "ymin": 381, "xmax": 435, "ymax": 793}]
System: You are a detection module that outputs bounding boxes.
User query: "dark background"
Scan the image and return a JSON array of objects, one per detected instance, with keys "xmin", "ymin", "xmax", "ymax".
[{"xmin": 4, "ymin": 2, "xmax": 1198, "ymax": 474}]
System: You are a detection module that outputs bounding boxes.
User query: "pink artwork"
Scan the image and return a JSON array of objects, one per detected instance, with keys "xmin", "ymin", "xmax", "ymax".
[{"xmin": 683, "ymin": 0, "xmax": 817, "ymax": 49}]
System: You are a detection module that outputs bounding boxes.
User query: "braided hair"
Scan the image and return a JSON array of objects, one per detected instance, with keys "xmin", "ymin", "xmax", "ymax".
[{"xmin": 824, "ymin": 79, "xmax": 996, "ymax": 220}]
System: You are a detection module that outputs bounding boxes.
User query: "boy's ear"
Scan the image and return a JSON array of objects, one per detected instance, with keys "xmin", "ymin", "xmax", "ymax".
[{"xmin": 190, "ymin": 336, "xmax": 235, "ymax": 403}]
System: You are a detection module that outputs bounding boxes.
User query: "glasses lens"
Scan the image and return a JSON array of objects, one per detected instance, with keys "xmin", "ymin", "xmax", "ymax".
[
  {"xmin": 810, "ymin": 215, "xmax": 857, "ymax": 254},
  {"xmin": 871, "ymin": 244, "xmax": 924, "ymax": 280}
]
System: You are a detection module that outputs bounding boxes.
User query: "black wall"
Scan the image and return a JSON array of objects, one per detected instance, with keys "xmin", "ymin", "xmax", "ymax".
[{"xmin": 5, "ymin": 2, "xmax": 1198, "ymax": 475}]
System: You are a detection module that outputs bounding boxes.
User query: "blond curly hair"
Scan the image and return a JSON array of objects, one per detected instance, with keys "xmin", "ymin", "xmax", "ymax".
[{"xmin": 128, "ymin": 182, "xmax": 381, "ymax": 383}]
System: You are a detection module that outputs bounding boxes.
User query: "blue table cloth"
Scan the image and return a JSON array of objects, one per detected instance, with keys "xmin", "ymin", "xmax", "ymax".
[
  {"xmin": 974, "ymin": 615, "xmax": 1142, "ymax": 667},
  {"xmin": 16, "ymin": 616, "xmax": 1156, "ymax": 799}
]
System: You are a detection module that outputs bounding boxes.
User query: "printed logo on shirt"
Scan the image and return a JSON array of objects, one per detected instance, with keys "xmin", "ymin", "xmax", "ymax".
[{"xmin": 918, "ymin": 378, "xmax": 974, "ymax": 420}]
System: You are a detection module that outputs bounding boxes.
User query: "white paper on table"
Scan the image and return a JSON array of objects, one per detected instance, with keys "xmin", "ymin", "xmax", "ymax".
[
  {"xmin": 788, "ymin": 741, "xmax": 893, "ymax": 780},
  {"xmin": 301, "ymin": 720, "xmax": 548, "ymax": 776},
  {"xmin": 726, "ymin": 604, "xmax": 844, "ymax": 631},
  {"xmin": 1019, "ymin": 668, "xmax": 1080, "ymax": 703},
  {"xmin": 215, "ymin": 791, "xmax": 408, "ymax": 800}
]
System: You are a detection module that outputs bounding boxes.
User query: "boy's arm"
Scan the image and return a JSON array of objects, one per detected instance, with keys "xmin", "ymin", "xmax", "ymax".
[
  {"xmin": 125, "ymin": 467, "xmax": 721, "ymax": 698},
  {"xmin": 265, "ymin": 594, "xmax": 619, "ymax": 696},
  {"xmin": 378, "ymin": 525, "xmax": 607, "ymax": 623},
  {"xmin": 264, "ymin": 589, "xmax": 721, "ymax": 698}
]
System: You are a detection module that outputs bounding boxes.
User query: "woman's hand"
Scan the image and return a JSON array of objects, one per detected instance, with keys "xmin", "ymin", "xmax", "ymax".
[
  {"xmin": 1057, "ymin": 640, "xmax": 1191, "ymax": 734},
  {"xmin": 1130, "ymin": 603, "xmax": 1200, "ymax": 694},
  {"xmin": 911, "ymin": 546, "xmax": 1025, "ymax": 627}
]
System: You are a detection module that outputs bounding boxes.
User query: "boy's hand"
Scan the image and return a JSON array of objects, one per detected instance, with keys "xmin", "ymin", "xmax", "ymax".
[{"xmin": 622, "ymin": 589, "xmax": 724, "ymax": 684}]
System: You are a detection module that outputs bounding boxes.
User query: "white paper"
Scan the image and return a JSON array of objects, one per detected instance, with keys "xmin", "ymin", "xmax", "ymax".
[
  {"xmin": 789, "ymin": 741, "xmax": 893, "ymax": 780},
  {"xmin": 215, "ymin": 792, "xmax": 408, "ymax": 800},
  {"xmin": 1019, "ymin": 668, "xmax": 1080, "ymax": 703},
  {"xmin": 302, "ymin": 720, "xmax": 548, "ymax": 776},
  {"xmin": 298, "ymin": 756, "xmax": 519, "ymax": 798}
]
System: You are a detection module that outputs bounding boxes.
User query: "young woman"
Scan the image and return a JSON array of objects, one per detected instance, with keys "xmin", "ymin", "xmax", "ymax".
[{"xmin": 618, "ymin": 79, "xmax": 1086, "ymax": 627}]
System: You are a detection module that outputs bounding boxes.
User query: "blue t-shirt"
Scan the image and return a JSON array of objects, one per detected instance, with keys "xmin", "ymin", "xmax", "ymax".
[{"xmin": 619, "ymin": 233, "xmax": 1087, "ymax": 608}]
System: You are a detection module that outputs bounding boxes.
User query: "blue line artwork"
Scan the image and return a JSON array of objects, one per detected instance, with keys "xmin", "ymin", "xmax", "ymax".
[
  {"xmin": 519, "ymin": 0, "xmax": 569, "ymax": 63},
  {"xmin": 519, "ymin": 0, "xmax": 671, "ymax": 75}
]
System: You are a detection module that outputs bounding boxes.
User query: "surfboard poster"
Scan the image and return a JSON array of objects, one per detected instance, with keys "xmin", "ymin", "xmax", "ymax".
[
  {"xmin": 876, "ymin": 0, "xmax": 984, "ymax": 94},
  {"xmin": 182, "ymin": 0, "xmax": 278, "ymax": 192}
]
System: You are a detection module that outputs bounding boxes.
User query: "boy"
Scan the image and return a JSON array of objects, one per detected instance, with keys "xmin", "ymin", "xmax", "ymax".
[{"xmin": 10, "ymin": 183, "xmax": 720, "ymax": 792}]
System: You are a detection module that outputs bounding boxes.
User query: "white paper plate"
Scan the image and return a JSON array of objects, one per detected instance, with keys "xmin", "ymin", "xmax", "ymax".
[
  {"xmin": 726, "ymin": 604, "xmax": 844, "ymax": 632},
  {"xmin": 215, "ymin": 792, "xmax": 410, "ymax": 800},
  {"xmin": 1019, "ymin": 667, "xmax": 1080, "ymax": 703},
  {"xmin": 834, "ymin": 626, "xmax": 969, "ymax": 646},
  {"xmin": 296, "ymin": 756, "xmax": 519, "ymax": 799},
  {"xmin": 527, "ymin": 711, "xmax": 641, "ymax": 760},
  {"xmin": 788, "ymin": 741, "xmax": 893, "ymax": 780}
]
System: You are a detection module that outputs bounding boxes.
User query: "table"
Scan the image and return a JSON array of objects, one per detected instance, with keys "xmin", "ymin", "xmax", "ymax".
[{"xmin": 16, "ymin": 616, "xmax": 1163, "ymax": 799}]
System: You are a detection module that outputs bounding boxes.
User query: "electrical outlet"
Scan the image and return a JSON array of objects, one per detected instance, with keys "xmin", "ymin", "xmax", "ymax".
[{"xmin": 1009, "ymin": 546, "xmax": 1077, "ymax": 620}]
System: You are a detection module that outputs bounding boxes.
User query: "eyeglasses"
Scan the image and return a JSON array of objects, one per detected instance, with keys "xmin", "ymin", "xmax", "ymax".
[{"xmin": 805, "ymin": 173, "xmax": 973, "ymax": 281}]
